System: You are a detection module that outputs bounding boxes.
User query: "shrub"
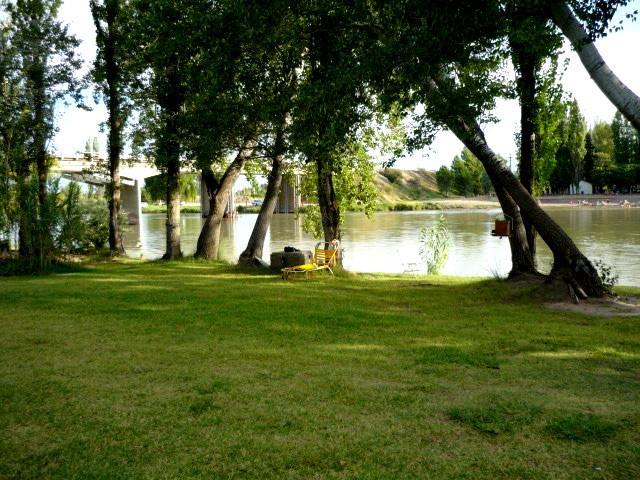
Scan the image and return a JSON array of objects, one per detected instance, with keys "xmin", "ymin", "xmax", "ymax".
[
  {"xmin": 419, "ymin": 214, "xmax": 450, "ymax": 274},
  {"xmin": 593, "ymin": 259, "xmax": 619, "ymax": 291}
]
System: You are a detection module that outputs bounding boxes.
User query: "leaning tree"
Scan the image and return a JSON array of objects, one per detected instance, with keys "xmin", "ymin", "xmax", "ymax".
[
  {"xmin": 548, "ymin": 0, "xmax": 640, "ymax": 132},
  {"xmin": 187, "ymin": 1, "xmax": 268, "ymax": 260},
  {"xmin": 363, "ymin": 0, "xmax": 607, "ymax": 295}
]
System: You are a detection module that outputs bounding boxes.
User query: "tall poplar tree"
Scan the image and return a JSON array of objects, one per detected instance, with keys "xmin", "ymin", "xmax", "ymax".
[{"xmin": 91, "ymin": 0, "xmax": 132, "ymax": 255}]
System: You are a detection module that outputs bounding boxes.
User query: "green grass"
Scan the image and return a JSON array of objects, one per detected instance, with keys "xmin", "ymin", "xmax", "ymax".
[
  {"xmin": 1, "ymin": 261, "xmax": 639, "ymax": 479},
  {"xmin": 378, "ymin": 200, "xmax": 442, "ymax": 212},
  {"xmin": 142, "ymin": 204, "xmax": 201, "ymax": 214}
]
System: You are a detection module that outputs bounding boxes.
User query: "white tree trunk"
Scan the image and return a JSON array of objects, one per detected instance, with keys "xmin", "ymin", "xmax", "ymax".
[{"xmin": 550, "ymin": 2, "xmax": 640, "ymax": 131}]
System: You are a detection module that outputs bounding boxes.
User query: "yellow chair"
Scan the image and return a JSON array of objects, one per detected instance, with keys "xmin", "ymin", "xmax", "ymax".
[{"xmin": 281, "ymin": 241, "xmax": 339, "ymax": 280}]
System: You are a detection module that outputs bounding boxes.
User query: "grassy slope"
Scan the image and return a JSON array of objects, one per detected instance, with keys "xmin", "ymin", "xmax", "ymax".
[
  {"xmin": 1, "ymin": 262, "xmax": 639, "ymax": 479},
  {"xmin": 375, "ymin": 169, "xmax": 441, "ymax": 203}
]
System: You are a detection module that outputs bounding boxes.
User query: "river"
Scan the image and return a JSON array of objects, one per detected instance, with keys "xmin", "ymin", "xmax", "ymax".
[{"xmin": 123, "ymin": 207, "xmax": 640, "ymax": 286}]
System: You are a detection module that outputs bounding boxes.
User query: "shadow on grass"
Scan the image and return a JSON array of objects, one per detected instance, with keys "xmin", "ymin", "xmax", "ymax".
[
  {"xmin": 412, "ymin": 346, "xmax": 500, "ymax": 369},
  {"xmin": 448, "ymin": 398, "xmax": 543, "ymax": 435},
  {"xmin": 0, "ymin": 259, "xmax": 91, "ymax": 276},
  {"xmin": 545, "ymin": 413, "xmax": 625, "ymax": 442}
]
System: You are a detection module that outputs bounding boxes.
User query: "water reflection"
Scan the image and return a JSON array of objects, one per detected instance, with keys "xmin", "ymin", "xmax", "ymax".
[{"xmin": 123, "ymin": 208, "xmax": 640, "ymax": 285}]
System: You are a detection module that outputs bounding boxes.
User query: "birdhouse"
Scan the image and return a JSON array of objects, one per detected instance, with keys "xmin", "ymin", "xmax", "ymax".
[{"xmin": 491, "ymin": 219, "xmax": 511, "ymax": 238}]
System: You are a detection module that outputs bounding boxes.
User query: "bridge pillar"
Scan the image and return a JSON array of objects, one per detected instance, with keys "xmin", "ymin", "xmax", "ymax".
[
  {"xmin": 275, "ymin": 175, "xmax": 301, "ymax": 214},
  {"xmin": 121, "ymin": 179, "xmax": 142, "ymax": 225},
  {"xmin": 200, "ymin": 175, "xmax": 209, "ymax": 217},
  {"xmin": 199, "ymin": 175, "xmax": 236, "ymax": 217}
]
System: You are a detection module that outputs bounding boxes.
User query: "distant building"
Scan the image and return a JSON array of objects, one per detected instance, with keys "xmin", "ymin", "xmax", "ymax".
[{"xmin": 570, "ymin": 180, "xmax": 593, "ymax": 195}]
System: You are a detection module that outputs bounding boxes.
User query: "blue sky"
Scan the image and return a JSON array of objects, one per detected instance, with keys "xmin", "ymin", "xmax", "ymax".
[{"xmin": 52, "ymin": 0, "xmax": 640, "ymax": 171}]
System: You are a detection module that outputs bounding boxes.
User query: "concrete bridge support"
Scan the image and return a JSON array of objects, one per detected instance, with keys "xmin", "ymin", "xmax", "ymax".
[
  {"xmin": 199, "ymin": 176, "xmax": 236, "ymax": 217},
  {"xmin": 199, "ymin": 174, "xmax": 300, "ymax": 217},
  {"xmin": 121, "ymin": 179, "xmax": 142, "ymax": 225},
  {"xmin": 274, "ymin": 175, "xmax": 301, "ymax": 214}
]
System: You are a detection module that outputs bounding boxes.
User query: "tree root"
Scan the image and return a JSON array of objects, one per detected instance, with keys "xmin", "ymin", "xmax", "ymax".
[
  {"xmin": 238, "ymin": 255, "xmax": 269, "ymax": 269},
  {"xmin": 547, "ymin": 261, "xmax": 610, "ymax": 303}
]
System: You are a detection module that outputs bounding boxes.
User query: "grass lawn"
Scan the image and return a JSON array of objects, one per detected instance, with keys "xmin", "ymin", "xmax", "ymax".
[{"xmin": 1, "ymin": 261, "xmax": 639, "ymax": 479}]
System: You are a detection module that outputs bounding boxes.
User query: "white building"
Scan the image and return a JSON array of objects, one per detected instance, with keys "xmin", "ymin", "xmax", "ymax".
[{"xmin": 570, "ymin": 180, "xmax": 593, "ymax": 195}]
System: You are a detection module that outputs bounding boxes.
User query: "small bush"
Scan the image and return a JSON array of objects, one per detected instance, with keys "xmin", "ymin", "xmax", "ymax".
[
  {"xmin": 546, "ymin": 413, "xmax": 623, "ymax": 442},
  {"xmin": 593, "ymin": 259, "xmax": 619, "ymax": 291},
  {"xmin": 419, "ymin": 214, "xmax": 450, "ymax": 274}
]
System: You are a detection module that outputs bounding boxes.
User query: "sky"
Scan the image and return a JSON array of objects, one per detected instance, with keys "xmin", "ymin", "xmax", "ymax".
[{"xmin": 52, "ymin": 0, "xmax": 640, "ymax": 172}]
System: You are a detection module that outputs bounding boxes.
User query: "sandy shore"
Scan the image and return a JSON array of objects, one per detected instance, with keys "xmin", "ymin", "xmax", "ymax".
[{"xmin": 431, "ymin": 194, "xmax": 640, "ymax": 210}]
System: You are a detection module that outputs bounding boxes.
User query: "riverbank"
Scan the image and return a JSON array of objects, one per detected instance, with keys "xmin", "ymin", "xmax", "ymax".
[
  {"xmin": 142, "ymin": 195, "xmax": 640, "ymax": 216},
  {"xmin": 142, "ymin": 203, "xmax": 201, "ymax": 214},
  {"xmin": 1, "ymin": 261, "xmax": 639, "ymax": 478}
]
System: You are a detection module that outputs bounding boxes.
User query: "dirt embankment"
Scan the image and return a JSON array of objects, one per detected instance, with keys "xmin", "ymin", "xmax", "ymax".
[
  {"xmin": 375, "ymin": 169, "xmax": 502, "ymax": 210},
  {"xmin": 375, "ymin": 169, "xmax": 440, "ymax": 203}
]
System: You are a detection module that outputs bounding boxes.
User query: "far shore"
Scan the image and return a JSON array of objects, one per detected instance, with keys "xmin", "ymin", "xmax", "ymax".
[
  {"xmin": 431, "ymin": 193, "xmax": 640, "ymax": 210},
  {"xmin": 141, "ymin": 193, "xmax": 640, "ymax": 215}
]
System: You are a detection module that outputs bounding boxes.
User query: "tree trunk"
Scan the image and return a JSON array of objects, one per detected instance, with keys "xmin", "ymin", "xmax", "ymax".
[
  {"xmin": 448, "ymin": 116, "xmax": 605, "ymax": 296},
  {"xmin": 158, "ymin": 64, "xmax": 183, "ymax": 260},
  {"xmin": 491, "ymin": 182, "xmax": 536, "ymax": 276},
  {"xmin": 107, "ymin": 124, "xmax": 125, "ymax": 255},
  {"xmin": 195, "ymin": 135, "xmax": 257, "ymax": 260},
  {"xmin": 239, "ymin": 127, "xmax": 286, "ymax": 266},
  {"xmin": 105, "ymin": 4, "xmax": 125, "ymax": 256},
  {"xmin": 513, "ymin": 43, "xmax": 538, "ymax": 261},
  {"xmin": 163, "ymin": 153, "xmax": 182, "ymax": 259},
  {"xmin": 549, "ymin": 1, "xmax": 640, "ymax": 132},
  {"xmin": 17, "ymin": 178, "xmax": 33, "ymax": 259},
  {"xmin": 316, "ymin": 157, "xmax": 340, "ymax": 243},
  {"xmin": 32, "ymin": 63, "xmax": 51, "ymax": 267}
]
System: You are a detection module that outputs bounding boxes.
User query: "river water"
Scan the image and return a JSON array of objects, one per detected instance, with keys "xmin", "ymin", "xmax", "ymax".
[{"xmin": 123, "ymin": 207, "xmax": 640, "ymax": 286}]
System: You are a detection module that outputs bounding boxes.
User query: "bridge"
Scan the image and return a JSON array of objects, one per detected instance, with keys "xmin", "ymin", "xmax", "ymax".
[{"xmin": 51, "ymin": 155, "xmax": 302, "ymax": 224}]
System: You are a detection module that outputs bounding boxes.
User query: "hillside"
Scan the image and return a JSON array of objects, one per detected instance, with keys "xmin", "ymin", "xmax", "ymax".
[{"xmin": 374, "ymin": 168, "xmax": 440, "ymax": 203}]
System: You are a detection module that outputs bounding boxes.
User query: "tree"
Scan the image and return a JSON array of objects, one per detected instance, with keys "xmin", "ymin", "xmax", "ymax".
[
  {"xmin": 451, "ymin": 155, "xmax": 474, "ymax": 196},
  {"xmin": 129, "ymin": 0, "xmax": 207, "ymax": 259},
  {"xmin": 361, "ymin": 0, "xmax": 536, "ymax": 276},
  {"xmin": 191, "ymin": 1, "xmax": 293, "ymax": 260},
  {"xmin": 5, "ymin": 0, "xmax": 83, "ymax": 268},
  {"xmin": 91, "ymin": 0, "xmax": 133, "ymax": 255},
  {"xmin": 290, "ymin": 3, "xmax": 377, "ymax": 244},
  {"xmin": 564, "ymin": 99, "xmax": 587, "ymax": 188},
  {"xmin": 436, "ymin": 166, "xmax": 454, "ymax": 197},
  {"xmin": 238, "ymin": 44, "xmax": 301, "ymax": 265},
  {"xmin": 583, "ymin": 132, "xmax": 595, "ymax": 183},
  {"xmin": 357, "ymin": 0, "xmax": 603, "ymax": 293},
  {"xmin": 611, "ymin": 111, "xmax": 639, "ymax": 165},
  {"xmin": 428, "ymin": 77, "xmax": 603, "ymax": 295},
  {"xmin": 238, "ymin": 121, "xmax": 288, "ymax": 266},
  {"xmin": 0, "ymin": 18, "xmax": 19, "ymax": 245},
  {"xmin": 508, "ymin": 2, "xmax": 562, "ymax": 261},
  {"xmin": 534, "ymin": 59, "xmax": 567, "ymax": 195},
  {"xmin": 298, "ymin": 132, "xmax": 379, "ymax": 240},
  {"xmin": 548, "ymin": 1, "xmax": 640, "ymax": 132}
]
